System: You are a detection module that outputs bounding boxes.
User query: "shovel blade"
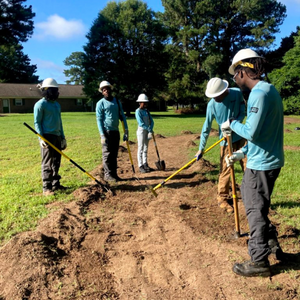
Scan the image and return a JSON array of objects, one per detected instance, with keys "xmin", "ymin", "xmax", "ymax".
[{"xmin": 155, "ymin": 160, "xmax": 166, "ymax": 171}]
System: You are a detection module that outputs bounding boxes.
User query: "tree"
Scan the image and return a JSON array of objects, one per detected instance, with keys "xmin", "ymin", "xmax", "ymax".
[
  {"xmin": 0, "ymin": 0, "xmax": 35, "ymax": 46},
  {"xmin": 83, "ymin": 0, "xmax": 169, "ymax": 112},
  {"xmin": 269, "ymin": 30, "xmax": 300, "ymax": 115},
  {"xmin": 0, "ymin": 0, "xmax": 38, "ymax": 83},
  {"xmin": 161, "ymin": 0, "xmax": 286, "ymax": 107},
  {"xmin": 0, "ymin": 44, "xmax": 38, "ymax": 83},
  {"xmin": 63, "ymin": 52, "xmax": 85, "ymax": 85}
]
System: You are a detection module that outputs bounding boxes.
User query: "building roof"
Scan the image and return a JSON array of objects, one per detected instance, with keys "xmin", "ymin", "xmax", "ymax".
[{"xmin": 0, "ymin": 83, "xmax": 87, "ymax": 99}]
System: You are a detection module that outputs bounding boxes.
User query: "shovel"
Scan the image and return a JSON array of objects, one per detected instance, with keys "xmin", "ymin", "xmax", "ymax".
[{"xmin": 152, "ymin": 133, "xmax": 166, "ymax": 171}]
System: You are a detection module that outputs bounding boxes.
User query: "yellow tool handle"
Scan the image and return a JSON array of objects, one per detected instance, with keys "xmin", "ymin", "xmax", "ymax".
[
  {"xmin": 153, "ymin": 137, "xmax": 225, "ymax": 191},
  {"xmin": 121, "ymin": 121, "xmax": 135, "ymax": 173},
  {"xmin": 23, "ymin": 122, "xmax": 110, "ymax": 192},
  {"xmin": 226, "ymin": 135, "xmax": 240, "ymax": 236}
]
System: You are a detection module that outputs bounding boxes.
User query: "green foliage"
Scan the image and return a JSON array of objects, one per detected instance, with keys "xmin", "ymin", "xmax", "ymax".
[
  {"xmin": 82, "ymin": 0, "xmax": 169, "ymax": 111},
  {"xmin": 0, "ymin": 0, "xmax": 35, "ymax": 45},
  {"xmin": 161, "ymin": 0, "xmax": 286, "ymax": 106},
  {"xmin": 63, "ymin": 52, "xmax": 86, "ymax": 85},
  {"xmin": 0, "ymin": 44, "xmax": 38, "ymax": 83},
  {"xmin": 269, "ymin": 30, "xmax": 300, "ymax": 115},
  {"xmin": 0, "ymin": 0, "xmax": 38, "ymax": 83}
]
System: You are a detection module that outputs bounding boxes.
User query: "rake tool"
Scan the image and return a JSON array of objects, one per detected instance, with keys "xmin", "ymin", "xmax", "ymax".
[
  {"xmin": 226, "ymin": 134, "xmax": 241, "ymax": 238},
  {"xmin": 24, "ymin": 122, "xmax": 112, "ymax": 194},
  {"xmin": 153, "ymin": 137, "xmax": 225, "ymax": 193},
  {"xmin": 120, "ymin": 121, "xmax": 157, "ymax": 197}
]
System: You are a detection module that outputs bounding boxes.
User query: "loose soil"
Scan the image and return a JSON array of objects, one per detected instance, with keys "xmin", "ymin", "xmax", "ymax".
[{"xmin": 0, "ymin": 132, "xmax": 300, "ymax": 300}]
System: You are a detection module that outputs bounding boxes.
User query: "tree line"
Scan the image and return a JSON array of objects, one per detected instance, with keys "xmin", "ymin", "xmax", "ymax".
[{"xmin": 1, "ymin": 0, "xmax": 299, "ymax": 114}]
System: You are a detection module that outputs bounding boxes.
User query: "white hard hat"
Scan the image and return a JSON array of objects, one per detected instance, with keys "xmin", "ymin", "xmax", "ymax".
[
  {"xmin": 205, "ymin": 78, "xmax": 229, "ymax": 98},
  {"xmin": 40, "ymin": 78, "xmax": 58, "ymax": 89},
  {"xmin": 99, "ymin": 80, "xmax": 113, "ymax": 92},
  {"xmin": 228, "ymin": 48, "xmax": 262, "ymax": 75},
  {"xmin": 136, "ymin": 93, "xmax": 149, "ymax": 102}
]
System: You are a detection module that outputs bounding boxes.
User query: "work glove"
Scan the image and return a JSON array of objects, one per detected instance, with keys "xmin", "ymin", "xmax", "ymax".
[
  {"xmin": 148, "ymin": 132, "xmax": 153, "ymax": 140},
  {"xmin": 225, "ymin": 150, "xmax": 245, "ymax": 167},
  {"xmin": 221, "ymin": 119, "xmax": 232, "ymax": 137},
  {"xmin": 101, "ymin": 135, "xmax": 107, "ymax": 145},
  {"xmin": 123, "ymin": 129, "xmax": 129, "ymax": 142},
  {"xmin": 61, "ymin": 138, "xmax": 67, "ymax": 150},
  {"xmin": 39, "ymin": 139, "xmax": 48, "ymax": 148},
  {"xmin": 195, "ymin": 150, "xmax": 203, "ymax": 161}
]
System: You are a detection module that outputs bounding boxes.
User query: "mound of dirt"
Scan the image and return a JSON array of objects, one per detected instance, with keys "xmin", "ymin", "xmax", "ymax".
[{"xmin": 0, "ymin": 134, "xmax": 299, "ymax": 300}]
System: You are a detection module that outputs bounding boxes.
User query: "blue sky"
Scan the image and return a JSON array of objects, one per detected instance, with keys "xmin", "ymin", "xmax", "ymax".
[{"xmin": 22, "ymin": 0, "xmax": 300, "ymax": 84}]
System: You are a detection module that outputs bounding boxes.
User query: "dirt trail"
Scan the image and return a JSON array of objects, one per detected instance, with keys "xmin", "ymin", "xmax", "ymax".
[{"xmin": 0, "ymin": 133, "xmax": 299, "ymax": 300}]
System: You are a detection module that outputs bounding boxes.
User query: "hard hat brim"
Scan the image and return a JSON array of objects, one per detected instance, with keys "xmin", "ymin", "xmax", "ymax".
[
  {"xmin": 205, "ymin": 80, "xmax": 229, "ymax": 98},
  {"xmin": 136, "ymin": 100, "xmax": 149, "ymax": 102},
  {"xmin": 99, "ymin": 84, "xmax": 113, "ymax": 92}
]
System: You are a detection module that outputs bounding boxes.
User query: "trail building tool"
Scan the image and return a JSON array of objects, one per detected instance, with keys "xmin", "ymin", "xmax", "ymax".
[
  {"xmin": 152, "ymin": 133, "xmax": 166, "ymax": 171},
  {"xmin": 226, "ymin": 134, "xmax": 241, "ymax": 238},
  {"xmin": 120, "ymin": 121, "xmax": 157, "ymax": 197},
  {"xmin": 153, "ymin": 137, "xmax": 225, "ymax": 193},
  {"xmin": 24, "ymin": 122, "xmax": 112, "ymax": 194}
]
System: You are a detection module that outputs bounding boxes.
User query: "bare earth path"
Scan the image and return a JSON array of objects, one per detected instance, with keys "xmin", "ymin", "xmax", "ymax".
[{"xmin": 0, "ymin": 133, "xmax": 299, "ymax": 300}]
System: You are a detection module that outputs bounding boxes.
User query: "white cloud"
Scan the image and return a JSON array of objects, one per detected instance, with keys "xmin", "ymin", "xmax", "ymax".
[
  {"xmin": 34, "ymin": 14, "xmax": 86, "ymax": 40},
  {"xmin": 33, "ymin": 58, "xmax": 68, "ymax": 83}
]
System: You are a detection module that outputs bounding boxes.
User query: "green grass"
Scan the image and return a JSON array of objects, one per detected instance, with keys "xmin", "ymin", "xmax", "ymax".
[{"xmin": 0, "ymin": 111, "xmax": 299, "ymax": 244}]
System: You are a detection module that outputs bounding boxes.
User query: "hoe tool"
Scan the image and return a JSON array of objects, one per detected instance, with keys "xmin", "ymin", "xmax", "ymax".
[
  {"xmin": 152, "ymin": 133, "xmax": 166, "ymax": 171},
  {"xmin": 120, "ymin": 121, "xmax": 157, "ymax": 197},
  {"xmin": 226, "ymin": 134, "xmax": 241, "ymax": 238},
  {"xmin": 24, "ymin": 122, "xmax": 112, "ymax": 194},
  {"xmin": 153, "ymin": 137, "xmax": 225, "ymax": 193}
]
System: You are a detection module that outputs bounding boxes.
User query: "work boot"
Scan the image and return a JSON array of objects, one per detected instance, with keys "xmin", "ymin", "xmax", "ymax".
[
  {"xmin": 43, "ymin": 189, "xmax": 54, "ymax": 196},
  {"xmin": 52, "ymin": 184, "xmax": 67, "ymax": 191},
  {"xmin": 143, "ymin": 163, "xmax": 154, "ymax": 172},
  {"xmin": 233, "ymin": 260, "xmax": 271, "ymax": 277},
  {"xmin": 218, "ymin": 200, "xmax": 234, "ymax": 213},
  {"xmin": 104, "ymin": 174, "xmax": 117, "ymax": 182},
  {"xmin": 139, "ymin": 165, "xmax": 148, "ymax": 173},
  {"xmin": 269, "ymin": 239, "xmax": 286, "ymax": 261}
]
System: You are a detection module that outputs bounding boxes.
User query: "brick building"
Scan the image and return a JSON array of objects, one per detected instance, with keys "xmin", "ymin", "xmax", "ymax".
[{"xmin": 0, "ymin": 83, "xmax": 90, "ymax": 113}]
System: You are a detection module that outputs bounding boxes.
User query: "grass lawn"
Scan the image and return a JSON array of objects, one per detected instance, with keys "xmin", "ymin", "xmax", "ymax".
[{"xmin": 0, "ymin": 111, "xmax": 299, "ymax": 244}]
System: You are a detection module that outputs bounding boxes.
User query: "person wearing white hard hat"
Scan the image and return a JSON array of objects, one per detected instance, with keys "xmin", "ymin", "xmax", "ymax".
[
  {"xmin": 96, "ymin": 80, "xmax": 128, "ymax": 182},
  {"xmin": 135, "ymin": 93, "xmax": 154, "ymax": 173},
  {"xmin": 194, "ymin": 77, "xmax": 247, "ymax": 213},
  {"xmin": 34, "ymin": 78, "xmax": 67, "ymax": 196},
  {"xmin": 221, "ymin": 49, "xmax": 285, "ymax": 277}
]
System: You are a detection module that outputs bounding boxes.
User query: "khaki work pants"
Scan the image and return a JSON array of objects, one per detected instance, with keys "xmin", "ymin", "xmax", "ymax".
[{"xmin": 217, "ymin": 138, "xmax": 247, "ymax": 203}]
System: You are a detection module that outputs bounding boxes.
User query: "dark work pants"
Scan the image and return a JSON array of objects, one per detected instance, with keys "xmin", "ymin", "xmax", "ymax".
[
  {"xmin": 102, "ymin": 130, "xmax": 120, "ymax": 178},
  {"xmin": 41, "ymin": 134, "xmax": 62, "ymax": 191},
  {"xmin": 241, "ymin": 168, "xmax": 281, "ymax": 262}
]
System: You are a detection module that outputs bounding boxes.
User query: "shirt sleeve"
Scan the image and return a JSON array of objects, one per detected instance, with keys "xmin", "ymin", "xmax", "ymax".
[
  {"xmin": 118, "ymin": 100, "xmax": 128, "ymax": 131},
  {"xmin": 135, "ymin": 109, "xmax": 148, "ymax": 131},
  {"xmin": 96, "ymin": 101, "xmax": 105, "ymax": 135},
  {"xmin": 231, "ymin": 89, "xmax": 267, "ymax": 141},
  {"xmin": 199, "ymin": 101, "xmax": 214, "ymax": 151},
  {"xmin": 33, "ymin": 101, "xmax": 43, "ymax": 138}
]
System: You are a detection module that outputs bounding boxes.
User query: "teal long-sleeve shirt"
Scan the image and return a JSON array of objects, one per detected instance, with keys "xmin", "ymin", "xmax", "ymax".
[
  {"xmin": 96, "ymin": 97, "xmax": 128, "ymax": 135},
  {"xmin": 135, "ymin": 108, "xmax": 154, "ymax": 132},
  {"xmin": 199, "ymin": 88, "xmax": 245, "ymax": 150},
  {"xmin": 33, "ymin": 98, "xmax": 65, "ymax": 138},
  {"xmin": 231, "ymin": 81, "xmax": 284, "ymax": 171}
]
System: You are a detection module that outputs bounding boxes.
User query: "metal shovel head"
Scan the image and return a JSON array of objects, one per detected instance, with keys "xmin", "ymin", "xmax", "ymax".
[{"xmin": 155, "ymin": 160, "xmax": 166, "ymax": 171}]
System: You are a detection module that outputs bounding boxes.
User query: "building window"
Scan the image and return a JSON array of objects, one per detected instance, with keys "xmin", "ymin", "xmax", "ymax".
[
  {"xmin": 15, "ymin": 99, "xmax": 23, "ymax": 106},
  {"xmin": 76, "ymin": 99, "xmax": 83, "ymax": 106}
]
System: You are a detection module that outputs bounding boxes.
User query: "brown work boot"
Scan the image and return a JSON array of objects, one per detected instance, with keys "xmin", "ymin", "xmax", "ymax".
[{"xmin": 218, "ymin": 200, "xmax": 234, "ymax": 213}]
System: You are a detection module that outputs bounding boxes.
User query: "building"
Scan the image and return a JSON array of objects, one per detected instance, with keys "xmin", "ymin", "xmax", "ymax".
[{"xmin": 0, "ymin": 83, "xmax": 90, "ymax": 113}]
